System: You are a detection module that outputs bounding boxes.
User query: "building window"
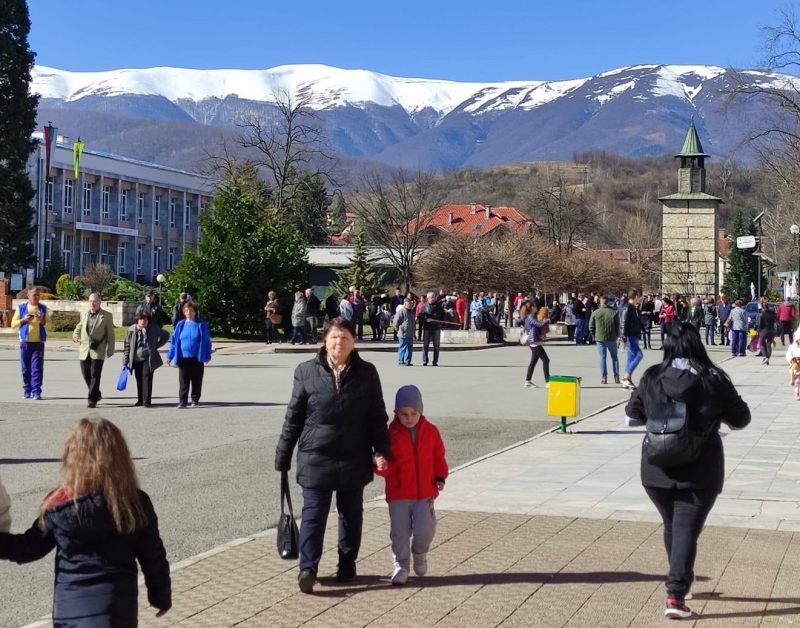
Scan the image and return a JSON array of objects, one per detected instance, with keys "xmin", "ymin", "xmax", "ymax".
[
  {"xmin": 168, "ymin": 247, "xmax": 176, "ymax": 270},
  {"xmin": 62, "ymin": 234, "xmax": 73, "ymax": 272},
  {"xmin": 152, "ymin": 247, "xmax": 161, "ymax": 275},
  {"xmin": 82, "ymin": 182, "xmax": 92, "ymax": 216},
  {"xmin": 63, "ymin": 179, "xmax": 74, "ymax": 215},
  {"xmin": 136, "ymin": 244, "xmax": 143, "ymax": 275},
  {"xmin": 120, "ymin": 189, "xmax": 129, "ymax": 221},
  {"xmin": 137, "ymin": 192, "xmax": 145, "ymax": 224},
  {"xmin": 102, "ymin": 186, "xmax": 111, "ymax": 219},
  {"xmin": 100, "ymin": 239, "xmax": 110, "ymax": 265},
  {"xmin": 44, "ymin": 238, "xmax": 52, "ymax": 263},
  {"xmin": 184, "ymin": 201, "xmax": 191, "ymax": 230},
  {"xmin": 44, "ymin": 177, "xmax": 54, "ymax": 212},
  {"xmin": 154, "ymin": 195, "xmax": 161, "ymax": 226},
  {"xmin": 118, "ymin": 242, "xmax": 127, "ymax": 273},
  {"xmin": 169, "ymin": 198, "xmax": 177, "ymax": 228}
]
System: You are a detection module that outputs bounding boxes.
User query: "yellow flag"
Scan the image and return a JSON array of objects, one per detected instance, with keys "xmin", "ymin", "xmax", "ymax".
[{"xmin": 73, "ymin": 140, "xmax": 85, "ymax": 178}]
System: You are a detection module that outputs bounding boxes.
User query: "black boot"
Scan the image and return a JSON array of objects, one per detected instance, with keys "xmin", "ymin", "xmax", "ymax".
[{"xmin": 298, "ymin": 568, "xmax": 316, "ymax": 593}]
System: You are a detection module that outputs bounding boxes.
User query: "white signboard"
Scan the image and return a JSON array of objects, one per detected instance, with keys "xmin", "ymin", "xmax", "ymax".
[
  {"xmin": 76, "ymin": 221, "xmax": 138, "ymax": 238},
  {"xmin": 10, "ymin": 273, "xmax": 23, "ymax": 292},
  {"xmin": 736, "ymin": 235, "xmax": 757, "ymax": 249}
]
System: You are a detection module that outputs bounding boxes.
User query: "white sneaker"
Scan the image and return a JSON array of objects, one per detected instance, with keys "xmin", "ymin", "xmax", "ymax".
[
  {"xmin": 621, "ymin": 378, "xmax": 636, "ymax": 390},
  {"xmin": 412, "ymin": 553, "xmax": 428, "ymax": 576},
  {"xmin": 524, "ymin": 381, "xmax": 536, "ymax": 388},
  {"xmin": 391, "ymin": 567, "xmax": 409, "ymax": 585}
]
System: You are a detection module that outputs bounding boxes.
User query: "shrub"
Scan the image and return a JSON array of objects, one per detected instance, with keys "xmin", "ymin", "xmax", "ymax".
[
  {"xmin": 46, "ymin": 311, "xmax": 81, "ymax": 332},
  {"xmin": 80, "ymin": 263, "xmax": 115, "ymax": 295},
  {"xmin": 102, "ymin": 276, "xmax": 152, "ymax": 302},
  {"xmin": 55, "ymin": 274, "xmax": 71, "ymax": 297},
  {"xmin": 56, "ymin": 277, "xmax": 83, "ymax": 300}
]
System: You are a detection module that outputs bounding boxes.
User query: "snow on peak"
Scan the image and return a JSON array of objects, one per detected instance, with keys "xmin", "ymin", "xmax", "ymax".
[{"xmin": 32, "ymin": 62, "xmax": 758, "ymax": 118}]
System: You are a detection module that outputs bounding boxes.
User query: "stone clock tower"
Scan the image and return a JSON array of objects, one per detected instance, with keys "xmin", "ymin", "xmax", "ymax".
[{"xmin": 659, "ymin": 121, "xmax": 723, "ymax": 297}]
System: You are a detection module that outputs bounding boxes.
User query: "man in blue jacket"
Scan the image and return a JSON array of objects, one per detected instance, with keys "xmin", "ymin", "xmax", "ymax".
[{"xmin": 11, "ymin": 288, "xmax": 48, "ymax": 400}]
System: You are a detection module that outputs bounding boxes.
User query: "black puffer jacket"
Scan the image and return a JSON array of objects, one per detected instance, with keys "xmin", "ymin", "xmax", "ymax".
[
  {"xmin": 0, "ymin": 490, "xmax": 170, "ymax": 628},
  {"xmin": 275, "ymin": 349, "xmax": 391, "ymax": 491},
  {"xmin": 625, "ymin": 363, "xmax": 751, "ymax": 493}
]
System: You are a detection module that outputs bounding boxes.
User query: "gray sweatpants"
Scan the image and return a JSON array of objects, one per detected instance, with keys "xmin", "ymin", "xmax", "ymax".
[{"xmin": 388, "ymin": 498, "xmax": 437, "ymax": 571}]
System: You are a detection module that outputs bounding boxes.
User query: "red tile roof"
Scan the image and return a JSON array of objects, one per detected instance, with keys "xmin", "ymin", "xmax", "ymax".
[{"xmin": 422, "ymin": 204, "xmax": 539, "ymax": 237}]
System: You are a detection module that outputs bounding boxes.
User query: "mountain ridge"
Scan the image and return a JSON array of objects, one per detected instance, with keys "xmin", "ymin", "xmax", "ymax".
[{"xmin": 32, "ymin": 63, "xmax": 796, "ymax": 171}]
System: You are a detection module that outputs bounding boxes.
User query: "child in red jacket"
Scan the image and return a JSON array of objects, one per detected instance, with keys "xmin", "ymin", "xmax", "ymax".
[{"xmin": 375, "ymin": 385, "xmax": 448, "ymax": 585}]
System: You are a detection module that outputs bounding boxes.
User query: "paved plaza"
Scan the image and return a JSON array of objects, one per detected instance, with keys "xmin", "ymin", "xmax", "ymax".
[{"xmin": 1, "ymin": 338, "xmax": 797, "ymax": 626}]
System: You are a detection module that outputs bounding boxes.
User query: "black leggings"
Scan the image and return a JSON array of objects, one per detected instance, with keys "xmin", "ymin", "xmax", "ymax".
[
  {"xmin": 526, "ymin": 345, "xmax": 550, "ymax": 383},
  {"xmin": 760, "ymin": 332, "xmax": 775, "ymax": 360}
]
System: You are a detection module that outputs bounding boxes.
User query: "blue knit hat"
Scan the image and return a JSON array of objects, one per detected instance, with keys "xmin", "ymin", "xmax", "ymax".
[{"xmin": 395, "ymin": 385, "xmax": 423, "ymax": 414}]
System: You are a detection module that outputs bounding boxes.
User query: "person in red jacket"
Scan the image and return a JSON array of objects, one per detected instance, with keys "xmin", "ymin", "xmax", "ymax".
[
  {"xmin": 375, "ymin": 385, "xmax": 448, "ymax": 585},
  {"xmin": 455, "ymin": 292, "xmax": 468, "ymax": 330}
]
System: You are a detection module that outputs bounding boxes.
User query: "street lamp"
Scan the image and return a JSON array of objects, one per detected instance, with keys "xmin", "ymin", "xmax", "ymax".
[
  {"xmin": 791, "ymin": 224, "xmax": 800, "ymax": 299},
  {"xmin": 156, "ymin": 273, "xmax": 166, "ymax": 313}
]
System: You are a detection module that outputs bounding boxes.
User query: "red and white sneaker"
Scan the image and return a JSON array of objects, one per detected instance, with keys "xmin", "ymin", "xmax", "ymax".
[{"xmin": 664, "ymin": 599, "xmax": 693, "ymax": 619}]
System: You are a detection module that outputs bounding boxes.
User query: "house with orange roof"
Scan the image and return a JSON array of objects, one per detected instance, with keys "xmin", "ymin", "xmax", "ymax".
[{"xmin": 420, "ymin": 203, "xmax": 541, "ymax": 242}]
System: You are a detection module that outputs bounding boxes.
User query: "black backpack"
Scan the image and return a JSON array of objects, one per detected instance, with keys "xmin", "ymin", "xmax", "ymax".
[{"xmin": 644, "ymin": 396, "xmax": 709, "ymax": 467}]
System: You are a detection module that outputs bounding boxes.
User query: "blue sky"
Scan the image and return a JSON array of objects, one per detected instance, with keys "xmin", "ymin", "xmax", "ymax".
[{"xmin": 29, "ymin": 0, "xmax": 790, "ymax": 81}]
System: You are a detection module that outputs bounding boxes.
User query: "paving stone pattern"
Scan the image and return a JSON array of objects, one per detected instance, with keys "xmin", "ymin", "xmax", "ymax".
[{"xmin": 93, "ymin": 506, "xmax": 800, "ymax": 627}]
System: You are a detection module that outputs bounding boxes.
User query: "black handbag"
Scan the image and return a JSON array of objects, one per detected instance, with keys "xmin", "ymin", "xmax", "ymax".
[{"xmin": 277, "ymin": 471, "xmax": 299, "ymax": 559}]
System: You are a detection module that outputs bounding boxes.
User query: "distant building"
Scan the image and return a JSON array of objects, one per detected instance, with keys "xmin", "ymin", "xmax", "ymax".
[
  {"xmin": 420, "ymin": 203, "xmax": 540, "ymax": 242},
  {"xmin": 28, "ymin": 134, "xmax": 212, "ymax": 283}
]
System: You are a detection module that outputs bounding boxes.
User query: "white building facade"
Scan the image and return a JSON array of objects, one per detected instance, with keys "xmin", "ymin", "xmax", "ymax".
[{"xmin": 29, "ymin": 137, "xmax": 212, "ymax": 283}]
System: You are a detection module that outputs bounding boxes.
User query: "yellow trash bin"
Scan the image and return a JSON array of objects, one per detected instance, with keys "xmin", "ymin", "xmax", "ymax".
[{"xmin": 547, "ymin": 375, "xmax": 581, "ymax": 433}]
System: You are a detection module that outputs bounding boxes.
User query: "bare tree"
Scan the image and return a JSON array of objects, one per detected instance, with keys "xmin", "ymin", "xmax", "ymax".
[
  {"xmin": 352, "ymin": 168, "xmax": 447, "ymax": 291},
  {"xmin": 521, "ymin": 170, "xmax": 606, "ymax": 253},
  {"xmin": 80, "ymin": 263, "xmax": 114, "ymax": 295},
  {"xmin": 233, "ymin": 89, "xmax": 338, "ymax": 213},
  {"xmin": 620, "ymin": 194, "xmax": 662, "ymax": 281}
]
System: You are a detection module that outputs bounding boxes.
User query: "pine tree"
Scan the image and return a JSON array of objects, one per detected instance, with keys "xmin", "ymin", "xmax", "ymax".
[
  {"xmin": 286, "ymin": 172, "xmax": 331, "ymax": 244},
  {"xmin": 0, "ymin": 0, "xmax": 39, "ymax": 273},
  {"xmin": 329, "ymin": 194, "xmax": 347, "ymax": 235},
  {"xmin": 722, "ymin": 209, "xmax": 762, "ymax": 301},
  {"xmin": 331, "ymin": 229, "xmax": 385, "ymax": 299}
]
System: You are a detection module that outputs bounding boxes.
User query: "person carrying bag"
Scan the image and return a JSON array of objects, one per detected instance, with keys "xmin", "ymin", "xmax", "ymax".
[{"xmin": 277, "ymin": 471, "xmax": 299, "ymax": 560}]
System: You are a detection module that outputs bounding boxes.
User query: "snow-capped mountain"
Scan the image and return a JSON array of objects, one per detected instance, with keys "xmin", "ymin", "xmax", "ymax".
[{"xmin": 32, "ymin": 63, "xmax": 796, "ymax": 171}]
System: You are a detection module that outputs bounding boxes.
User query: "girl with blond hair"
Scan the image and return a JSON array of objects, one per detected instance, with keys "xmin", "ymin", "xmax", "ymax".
[{"xmin": 0, "ymin": 417, "xmax": 171, "ymax": 626}]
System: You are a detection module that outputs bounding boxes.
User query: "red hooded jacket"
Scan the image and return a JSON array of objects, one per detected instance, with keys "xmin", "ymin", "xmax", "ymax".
[
  {"xmin": 376, "ymin": 415, "xmax": 448, "ymax": 501},
  {"xmin": 455, "ymin": 297, "xmax": 467, "ymax": 324}
]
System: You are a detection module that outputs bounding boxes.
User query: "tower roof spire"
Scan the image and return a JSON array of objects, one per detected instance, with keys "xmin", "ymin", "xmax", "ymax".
[{"xmin": 675, "ymin": 119, "xmax": 708, "ymax": 158}]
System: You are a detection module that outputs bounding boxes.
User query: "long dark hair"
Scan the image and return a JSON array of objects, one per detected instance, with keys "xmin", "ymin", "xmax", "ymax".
[{"xmin": 641, "ymin": 322, "xmax": 731, "ymax": 394}]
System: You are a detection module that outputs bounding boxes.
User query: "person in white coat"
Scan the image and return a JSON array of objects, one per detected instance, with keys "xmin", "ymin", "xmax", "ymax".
[
  {"xmin": 786, "ymin": 331, "xmax": 800, "ymax": 401},
  {"xmin": 0, "ymin": 474, "xmax": 10, "ymax": 532}
]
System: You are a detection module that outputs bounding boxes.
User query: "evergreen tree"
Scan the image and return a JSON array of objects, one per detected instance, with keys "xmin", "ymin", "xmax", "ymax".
[
  {"xmin": 722, "ymin": 209, "xmax": 762, "ymax": 301},
  {"xmin": 39, "ymin": 244, "xmax": 66, "ymax": 292},
  {"xmin": 286, "ymin": 171, "xmax": 331, "ymax": 245},
  {"xmin": 331, "ymin": 229, "xmax": 385, "ymax": 299},
  {"xmin": 329, "ymin": 194, "xmax": 347, "ymax": 235},
  {"xmin": 0, "ymin": 0, "xmax": 39, "ymax": 273},
  {"xmin": 166, "ymin": 166, "xmax": 309, "ymax": 336}
]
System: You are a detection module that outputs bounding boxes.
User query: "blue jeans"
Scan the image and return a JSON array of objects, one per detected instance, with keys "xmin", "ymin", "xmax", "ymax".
[
  {"xmin": 705, "ymin": 324, "xmax": 716, "ymax": 345},
  {"xmin": 290, "ymin": 326, "xmax": 306, "ymax": 344},
  {"xmin": 575, "ymin": 319, "xmax": 587, "ymax": 344},
  {"xmin": 20, "ymin": 341, "xmax": 45, "ymax": 396},
  {"xmin": 299, "ymin": 486, "xmax": 364, "ymax": 572},
  {"xmin": 596, "ymin": 340, "xmax": 619, "ymax": 380},
  {"xmin": 732, "ymin": 330, "xmax": 747, "ymax": 356},
  {"xmin": 397, "ymin": 337, "xmax": 413, "ymax": 364},
  {"xmin": 624, "ymin": 335, "xmax": 643, "ymax": 377}
]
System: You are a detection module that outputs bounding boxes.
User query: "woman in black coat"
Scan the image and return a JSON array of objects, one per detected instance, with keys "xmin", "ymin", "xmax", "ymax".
[
  {"xmin": 275, "ymin": 317, "xmax": 391, "ymax": 594},
  {"xmin": 625, "ymin": 323, "xmax": 750, "ymax": 619}
]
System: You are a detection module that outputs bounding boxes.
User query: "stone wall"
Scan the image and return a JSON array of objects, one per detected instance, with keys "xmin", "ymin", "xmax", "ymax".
[
  {"xmin": 441, "ymin": 329, "xmax": 488, "ymax": 344},
  {"xmin": 661, "ymin": 200, "xmax": 719, "ymax": 297},
  {"xmin": 10, "ymin": 299, "xmax": 140, "ymax": 327}
]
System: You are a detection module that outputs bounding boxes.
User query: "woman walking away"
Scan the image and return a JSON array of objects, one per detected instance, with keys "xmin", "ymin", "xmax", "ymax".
[
  {"xmin": 275, "ymin": 318, "xmax": 391, "ymax": 594},
  {"xmin": 289, "ymin": 291, "xmax": 308, "ymax": 345},
  {"xmin": 523, "ymin": 306, "xmax": 550, "ymax": 388},
  {"xmin": 757, "ymin": 303, "xmax": 777, "ymax": 365},
  {"xmin": 0, "ymin": 417, "xmax": 171, "ymax": 626},
  {"xmin": 625, "ymin": 323, "xmax": 750, "ymax": 619},
  {"xmin": 166, "ymin": 301, "xmax": 212, "ymax": 408},
  {"xmin": 564, "ymin": 298, "xmax": 577, "ymax": 342}
]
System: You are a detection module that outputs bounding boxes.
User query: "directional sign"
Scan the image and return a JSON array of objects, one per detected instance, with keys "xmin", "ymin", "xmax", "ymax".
[{"xmin": 736, "ymin": 235, "xmax": 757, "ymax": 249}]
